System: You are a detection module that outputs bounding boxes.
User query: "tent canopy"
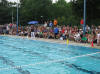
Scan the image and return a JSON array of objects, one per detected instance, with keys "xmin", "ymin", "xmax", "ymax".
[{"xmin": 28, "ymin": 21, "xmax": 38, "ymax": 24}]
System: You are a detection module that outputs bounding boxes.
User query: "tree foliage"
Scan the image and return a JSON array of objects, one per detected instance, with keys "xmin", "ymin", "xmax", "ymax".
[
  {"xmin": 72, "ymin": 0, "xmax": 100, "ymax": 25},
  {"xmin": 20, "ymin": 0, "xmax": 52, "ymax": 25},
  {"xmin": 0, "ymin": 0, "xmax": 10, "ymax": 24},
  {"xmin": 0, "ymin": 0, "xmax": 17, "ymax": 24},
  {"xmin": 0, "ymin": 0, "xmax": 100, "ymax": 26}
]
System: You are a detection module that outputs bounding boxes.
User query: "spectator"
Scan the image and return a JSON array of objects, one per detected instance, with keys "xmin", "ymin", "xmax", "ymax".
[
  {"xmin": 31, "ymin": 26, "xmax": 35, "ymax": 38},
  {"xmin": 74, "ymin": 32, "xmax": 81, "ymax": 42},
  {"xmin": 54, "ymin": 26, "xmax": 59, "ymax": 39},
  {"xmin": 49, "ymin": 21, "xmax": 53, "ymax": 27},
  {"xmin": 97, "ymin": 31, "xmax": 100, "ymax": 46},
  {"xmin": 44, "ymin": 22, "xmax": 47, "ymax": 27}
]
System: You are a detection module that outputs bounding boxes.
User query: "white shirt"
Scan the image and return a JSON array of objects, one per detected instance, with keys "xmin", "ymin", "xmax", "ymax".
[
  {"xmin": 97, "ymin": 33, "xmax": 100, "ymax": 39},
  {"xmin": 75, "ymin": 33, "xmax": 80, "ymax": 38},
  {"xmin": 44, "ymin": 23, "xmax": 47, "ymax": 27}
]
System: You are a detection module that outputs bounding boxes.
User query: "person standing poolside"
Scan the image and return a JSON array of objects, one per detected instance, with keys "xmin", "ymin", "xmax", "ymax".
[
  {"xmin": 54, "ymin": 26, "xmax": 59, "ymax": 39},
  {"xmin": 31, "ymin": 26, "xmax": 35, "ymax": 38},
  {"xmin": 80, "ymin": 19, "xmax": 84, "ymax": 29},
  {"xmin": 54, "ymin": 19, "xmax": 58, "ymax": 27},
  {"xmin": 49, "ymin": 21, "xmax": 53, "ymax": 27},
  {"xmin": 97, "ymin": 32, "xmax": 100, "ymax": 46},
  {"xmin": 6, "ymin": 24, "xmax": 10, "ymax": 34}
]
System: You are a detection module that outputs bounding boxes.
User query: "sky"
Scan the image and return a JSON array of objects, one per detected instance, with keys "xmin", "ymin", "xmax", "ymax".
[
  {"xmin": 7, "ymin": 0, "xmax": 20, "ymax": 3},
  {"xmin": 53, "ymin": 0, "xmax": 71, "ymax": 3},
  {"xmin": 7, "ymin": 0, "xmax": 71, "ymax": 3}
]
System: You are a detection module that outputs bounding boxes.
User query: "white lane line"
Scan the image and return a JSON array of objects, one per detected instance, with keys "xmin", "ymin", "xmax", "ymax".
[{"xmin": 0, "ymin": 52, "xmax": 100, "ymax": 71}]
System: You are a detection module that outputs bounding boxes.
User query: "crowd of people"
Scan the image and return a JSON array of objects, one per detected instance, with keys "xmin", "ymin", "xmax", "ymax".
[{"xmin": 0, "ymin": 21, "xmax": 100, "ymax": 46}]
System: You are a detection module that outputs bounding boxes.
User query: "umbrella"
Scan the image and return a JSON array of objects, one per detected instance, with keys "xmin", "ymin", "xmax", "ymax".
[{"xmin": 28, "ymin": 21, "xmax": 38, "ymax": 24}]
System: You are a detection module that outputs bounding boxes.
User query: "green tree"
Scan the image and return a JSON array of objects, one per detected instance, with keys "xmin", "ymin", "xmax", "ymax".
[
  {"xmin": 0, "ymin": 0, "xmax": 11, "ymax": 24},
  {"xmin": 20, "ymin": 0, "xmax": 52, "ymax": 25},
  {"xmin": 0, "ymin": 0, "xmax": 17, "ymax": 24},
  {"xmin": 51, "ymin": 0, "xmax": 79, "ymax": 25},
  {"xmin": 72, "ymin": 0, "xmax": 100, "ymax": 25}
]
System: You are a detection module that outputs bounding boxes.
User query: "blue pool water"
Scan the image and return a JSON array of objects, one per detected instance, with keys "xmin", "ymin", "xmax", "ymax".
[{"xmin": 0, "ymin": 36, "xmax": 100, "ymax": 74}]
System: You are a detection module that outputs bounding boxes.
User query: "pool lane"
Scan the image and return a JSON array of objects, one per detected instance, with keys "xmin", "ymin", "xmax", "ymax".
[{"xmin": 0, "ymin": 36, "xmax": 100, "ymax": 74}]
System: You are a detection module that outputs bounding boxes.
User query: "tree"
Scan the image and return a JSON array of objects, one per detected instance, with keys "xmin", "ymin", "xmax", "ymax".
[
  {"xmin": 0, "ymin": 0, "xmax": 9, "ymax": 24},
  {"xmin": 0, "ymin": 0, "xmax": 16, "ymax": 24},
  {"xmin": 72, "ymin": 0, "xmax": 100, "ymax": 25},
  {"xmin": 20, "ymin": 0, "xmax": 52, "ymax": 25}
]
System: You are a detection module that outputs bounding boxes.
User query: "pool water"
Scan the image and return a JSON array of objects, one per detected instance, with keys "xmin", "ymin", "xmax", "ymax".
[{"xmin": 0, "ymin": 36, "xmax": 100, "ymax": 74}]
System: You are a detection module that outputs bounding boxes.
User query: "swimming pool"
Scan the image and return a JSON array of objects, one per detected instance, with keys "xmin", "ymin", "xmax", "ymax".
[{"xmin": 0, "ymin": 36, "xmax": 100, "ymax": 74}]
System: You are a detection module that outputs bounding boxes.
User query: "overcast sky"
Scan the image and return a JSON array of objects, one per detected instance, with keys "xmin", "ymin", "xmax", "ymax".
[{"xmin": 7, "ymin": 0, "xmax": 70, "ymax": 3}]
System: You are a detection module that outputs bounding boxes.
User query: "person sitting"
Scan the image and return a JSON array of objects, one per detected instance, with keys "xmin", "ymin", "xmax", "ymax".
[
  {"xmin": 97, "ymin": 32, "xmax": 100, "ymax": 46},
  {"xmin": 48, "ymin": 32, "xmax": 54, "ymax": 39},
  {"xmin": 74, "ymin": 32, "xmax": 81, "ymax": 42},
  {"xmin": 81, "ymin": 34, "xmax": 88, "ymax": 43}
]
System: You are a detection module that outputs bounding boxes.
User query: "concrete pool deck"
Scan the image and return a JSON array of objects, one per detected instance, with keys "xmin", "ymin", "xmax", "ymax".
[{"xmin": 1, "ymin": 35, "xmax": 100, "ymax": 49}]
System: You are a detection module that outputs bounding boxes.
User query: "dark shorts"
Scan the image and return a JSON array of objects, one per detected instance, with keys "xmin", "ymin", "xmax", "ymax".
[{"xmin": 55, "ymin": 33, "xmax": 58, "ymax": 35}]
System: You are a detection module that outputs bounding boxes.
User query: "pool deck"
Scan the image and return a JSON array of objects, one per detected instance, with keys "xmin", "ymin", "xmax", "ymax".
[{"xmin": 1, "ymin": 35, "xmax": 100, "ymax": 49}]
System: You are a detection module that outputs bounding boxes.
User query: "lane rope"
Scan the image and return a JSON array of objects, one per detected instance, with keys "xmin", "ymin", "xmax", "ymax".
[{"xmin": 0, "ymin": 52, "xmax": 100, "ymax": 71}]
